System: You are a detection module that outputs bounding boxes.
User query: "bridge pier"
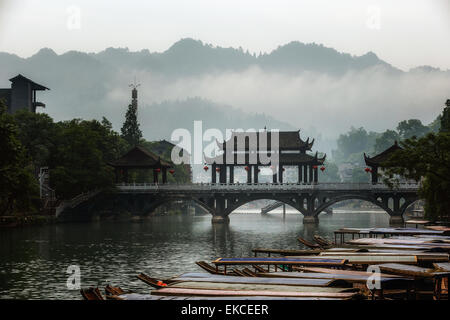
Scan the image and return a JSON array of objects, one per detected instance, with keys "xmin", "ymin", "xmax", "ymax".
[
  {"xmin": 211, "ymin": 215, "xmax": 230, "ymax": 224},
  {"xmin": 303, "ymin": 215, "xmax": 319, "ymax": 224},
  {"xmin": 389, "ymin": 215, "xmax": 404, "ymax": 226}
]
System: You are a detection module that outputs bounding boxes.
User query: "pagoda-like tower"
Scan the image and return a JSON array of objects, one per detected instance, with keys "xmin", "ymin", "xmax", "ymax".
[
  {"xmin": 131, "ymin": 86, "xmax": 138, "ymax": 109},
  {"xmin": 130, "ymin": 78, "xmax": 140, "ymax": 109}
]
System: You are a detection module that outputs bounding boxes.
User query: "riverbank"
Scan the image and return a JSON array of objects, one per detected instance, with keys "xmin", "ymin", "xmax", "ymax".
[{"xmin": 0, "ymin": 215, "xmax": 56, "ymax": 228}]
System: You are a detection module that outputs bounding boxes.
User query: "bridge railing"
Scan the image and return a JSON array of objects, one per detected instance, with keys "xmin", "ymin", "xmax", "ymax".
[{"xmin": 115, "ymin": 182, "xmax": 420, "ymax": 191}]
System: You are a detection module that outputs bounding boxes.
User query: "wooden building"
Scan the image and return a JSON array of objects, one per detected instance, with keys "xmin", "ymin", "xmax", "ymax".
[
  {"xmin": 109, "ymin": 146, "xmax": 173, "ymax": 183},
  {"xmin": 205, "ymin": 130, "xmax": 326, "ymax": 184},
  {"xmin": 0, "ymin": 74, "xmax": 49, "ymax": 113},
  {"xmin": 364, "ymin": 141, "xmax": 402, "ymax": 184}
]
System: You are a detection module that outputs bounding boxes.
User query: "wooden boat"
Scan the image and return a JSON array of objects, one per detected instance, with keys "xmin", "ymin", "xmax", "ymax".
[
  {"xmin": 137, "ymin": 273, "xmax": 169, "ymax": 289},
  {"xmin": 232, "ymin": 269, "xmax": 246, "ymax": 276},
  {"xmin": 195, "ymin": 261, "xmax": 226, "ymax": 274},
  {"xmin": 426, "ymin": 226, "xmax": 450, "ymax": 232},
  {"xmin": 293, "ymin": 266, "xmax": 400, "ymax": 277},
  {"xmin": 241, "ymin": 268, "xmax": 258, "ymax": 277},
  {"xmin": 347, "ymin": 238, "xmax": 450, "ymax": 247},
  {"xmin": 433, "ymin": 262, "xmax": 450, "ymax": 272},
  {"xmin": 104, "ymin": 285, "xmax": 127, "ymax": 300},
  {"xmin": 165, "ymin": 281, "xmax": 360, "ymax": 294},
  {"xmin": 256, "ymin": 271, "xmax": 406, "ymax": 283},
  {"xmin": 297, "ymin": 236, "xmax": 322, "ymax": 249},
  {"xmin": 213, "ymin": 257, "xmax": 346, "ymax": 267},
  {"xmin": 253, "ymin": 265, "xmax": 268, "ymax": 273},
  {"xmin": 151, "ymin": 287, "xmax": 363, "ymax": 299},
  {"xmin": 168, "ymin": 274, "xmax": 353, "ymax": 288},
  {"xmin": 346, "ymin": 244, "xmax": 450, "ymax": 253},
  {"xmin": 377, "ymin": 263, "xmax": 450, "ymax": 299},
  {"xmin": 112, "ymin": 292, "xmax": 346, "ymax": 300},
  {"xmin": 80, "ymin": 287, "xmax": 104, "ymax": 300},
  {"xmin": 252, "ymin": 248, "xmax": 322, "ymax": 257},
  {"xmin": 105, "ymin": 284, "xmax": 126, "ymax": 296},
  {"xmin": 318, "ymin": 253, "xmax": 448, "ymax": 264},
  {"xmin": 377, "ymin": 263, "xmax": 450, "ymax": 278},
  {"xmin": 314, "ymin": 235, "xmax": 333, "ymax": 247},
  {"xmin": 212, "ymin": 256, "xmax": 347, "ymax": 274}
]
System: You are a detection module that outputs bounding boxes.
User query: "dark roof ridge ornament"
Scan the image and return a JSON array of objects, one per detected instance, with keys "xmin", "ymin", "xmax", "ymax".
[{"xmin": 129, "ymin": 76, "xmax": 140, "ymax": 89}]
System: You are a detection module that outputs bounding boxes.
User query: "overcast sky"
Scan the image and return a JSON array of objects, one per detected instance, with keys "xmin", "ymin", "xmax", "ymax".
[{"xmin": 0, "ymin": 0, "xmax": 449, "ymax": 71}]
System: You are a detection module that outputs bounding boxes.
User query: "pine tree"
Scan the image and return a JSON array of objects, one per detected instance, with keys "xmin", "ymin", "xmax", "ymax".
[
  {"xmin": 440, "ymin": 99, "xmax": 450, "ymax": 132},
  {"xmin": 121, "ymin": 103, "xmax": 142, "ymax": 146}
]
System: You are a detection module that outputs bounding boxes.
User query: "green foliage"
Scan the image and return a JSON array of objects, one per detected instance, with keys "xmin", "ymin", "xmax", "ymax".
[
  {"xmin": 13, "ymin": 110, "xmax": 55, "ymax": 170},
  {"xmin": 121, "ymin": 103, "xmax": 142, "ymax": 146},
  {"xmin": 47, "ymin": 119, "xmax": 126, "ymax": 199},
  {"xmin": 0, "ymin": 103, "xmax": 39, "ymax": 215},
  {"xmin": 382, "ymin": 131, "xmax": 450, "ymax": 221},
  {"xmin": 440, "ymin": 101, "xmax": 450, "ymax": 132},
  {"xmin": 374, "ymin": 130, "xmax": 400, "ymax": 153},
  {"xmin": 11, "ymin": 111, "xmax": 129, "ymax": 200},
  {"xmin": 319, "ymin": 160, "xmax": 340, "ymax": 182},
  {"xmin": 332, "ymin": 127, "xmax": 377, "ymax": 165},
  {"xmin": 428, "ymin": 115, "xmax": 441, "ymax": 133},
  {"xmin": 333, "ymin": 117, "xmax": 440, "ymax": 165},
  {"xmin": 397, "ymin": 119, "xmax": 430, "ymax": 139},
  {"xmin": 8, "ymin": 107, "xmax": 192, "ymax": 202}
]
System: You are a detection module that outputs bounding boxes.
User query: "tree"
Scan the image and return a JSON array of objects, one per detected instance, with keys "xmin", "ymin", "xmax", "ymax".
[
  {"xmin": 440, "ymin": 99, "xmax": 450, "ymax": 133},
  {"xmin": 319, "ymin": 160, "xmax": 340, "ymax": 182},
  {"xmin": 48, "ymin": 119, "xmax": 123, "ymax": 199},
  {"xmin": 121, "ymin": 103, "xmax": 142, "ymax": 146},
  {"xmin": 332, "ymin": 127, "xmax": 377, "ymax": 165},
  {"xmin": 374, "ymin": 130, "xmax": 400, "ymax": 153},
  {"xmin": 13, "ymin": 110, "xmax": 55, "ymax": 172},
  {"xmin": 397, "ymin": 119, "xmax": 430, "ymax": 139},
  {"xmin": 0, "ymin": 103, "xmax": 39, "ymax": 215},
  {"xmin": 428, "ymin": 115, "xmax": 441, "ymax": 133},
  {"xmin": 382, "ymin": 103, "xmax": 450, "ymax": 221}
]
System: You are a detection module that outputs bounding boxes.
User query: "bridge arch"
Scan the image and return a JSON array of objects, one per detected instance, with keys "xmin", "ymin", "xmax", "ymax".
[
  {"xmin": 140, "ymin": 196, "xmax": 215, "ymax": 216},
  {"xmin": 313, "ymin": 194, "xmax": 395, "ymax": 217},
  {"xmin": 223, "ymin": 196, "xmax": 309, "ymax": 217},
  {"xmin": 399, "ymin": 198, "xmax": 422, "ymax": 217}
]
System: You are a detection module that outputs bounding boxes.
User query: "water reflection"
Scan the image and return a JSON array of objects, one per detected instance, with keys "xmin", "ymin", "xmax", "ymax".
[{"xmin": 0, "ymin": 210, "xmax": 389, "ymax": 299}]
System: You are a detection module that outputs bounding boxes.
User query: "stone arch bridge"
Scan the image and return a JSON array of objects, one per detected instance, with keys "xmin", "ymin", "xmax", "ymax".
[{"xmin": 98, "ymin": 182, "xmax": 419, "ymax": 225}]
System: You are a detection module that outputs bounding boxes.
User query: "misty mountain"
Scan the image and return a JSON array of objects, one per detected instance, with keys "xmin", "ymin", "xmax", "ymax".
[
  {"xmin": 92, "ymin": 39, "xmax": 403, "ymax": 75},
  {"xmin": 140, "ymin": 97, "xmax": 295, "ymax": 139},
  {"xmin": 0, "ymin": 38, "xmax": 449, "ymax": 157}
]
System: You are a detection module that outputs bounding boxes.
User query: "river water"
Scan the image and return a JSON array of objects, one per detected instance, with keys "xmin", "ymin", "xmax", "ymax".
[{"xmin": 0, "ymin": 209, "xmax": 390, "ymax": 299}]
